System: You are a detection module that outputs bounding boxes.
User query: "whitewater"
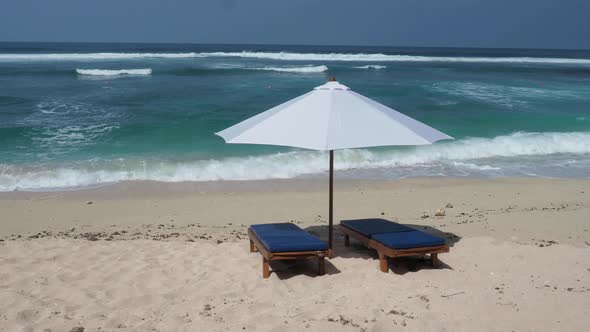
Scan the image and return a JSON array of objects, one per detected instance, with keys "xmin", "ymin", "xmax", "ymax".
[
  {"xmin": 76, "ymin": 68, "xmax": 152, "ymax": 76},
  {"xmin": 1, "ymin": 132, "xmax": 589, "ymax": 191}
]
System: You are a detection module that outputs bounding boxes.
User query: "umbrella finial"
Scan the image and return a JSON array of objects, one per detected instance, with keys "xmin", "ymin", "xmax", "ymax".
[{"xmin": 328, "ymin": 77, "xmax": 337, "ymax": 82}]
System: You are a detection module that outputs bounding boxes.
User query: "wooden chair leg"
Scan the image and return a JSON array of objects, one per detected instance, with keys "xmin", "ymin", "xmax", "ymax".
[
  {"xmin": 344, "ymin": 234, "xmax": 350, "ymax": 246},
  {"xmin": 378, "ymin": 252, "xmax": 388, "ymax": 273},
  {"xmin": 262, "ymin": 257, "xmax": 270, "ymax": 278},
  {"xmin": 318, "ymin": 256, "xmax": 325, "ymax": 276},
  {"xmin": 249, "ymin": 239, "xmax": 255, "ymax": 252},
  {"xmin": 431, "ymin": 253, "xmax": 439, "ymax": 268}
]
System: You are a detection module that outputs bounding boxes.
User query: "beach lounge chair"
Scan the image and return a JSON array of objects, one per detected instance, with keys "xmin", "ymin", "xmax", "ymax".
[
  {"xmin": 248, "ymin": 223, "xmax": 329, "ymax": 278},
  {"xmin": 340, "ymin": 218, "xmax": 449, "ymax": 273}
]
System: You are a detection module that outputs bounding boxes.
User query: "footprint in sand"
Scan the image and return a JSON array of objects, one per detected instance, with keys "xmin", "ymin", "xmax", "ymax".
[{"xmin": 16, "ymin": 309, "xmax": 40, "ymax": 323}]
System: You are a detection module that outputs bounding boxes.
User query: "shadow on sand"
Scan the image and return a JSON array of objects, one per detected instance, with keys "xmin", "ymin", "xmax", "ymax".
[
  {"xmin": 272, "ymin": 258, "xmax": 341, "ymax": 280},
  {"xmin": 304, "ymin": 221, "xmax": 461, "ymax": 275}
]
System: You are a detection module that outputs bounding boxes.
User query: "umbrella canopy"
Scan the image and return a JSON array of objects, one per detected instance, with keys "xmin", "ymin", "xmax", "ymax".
[
  {"xmin": 216, "ymin": 79, "xmax": 452, "ymax": 252},
  {"xmin": 216, "ymin": 80, "xmax": 451, "ymax": 150}
]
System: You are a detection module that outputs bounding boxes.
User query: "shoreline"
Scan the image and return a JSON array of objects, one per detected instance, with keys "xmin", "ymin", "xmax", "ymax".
[
  {"xmin": 2, "ymin": 174, "xmax": 587, "ymax": 194},
  {"xmin": 1, "ymin": 177, "xmax": 588, "ymax": 244}
]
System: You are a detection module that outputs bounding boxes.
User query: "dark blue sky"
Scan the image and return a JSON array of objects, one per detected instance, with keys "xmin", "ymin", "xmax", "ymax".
[{"xmin": 1, "ymin": 0, "xmax": 589, "ymax": 49}]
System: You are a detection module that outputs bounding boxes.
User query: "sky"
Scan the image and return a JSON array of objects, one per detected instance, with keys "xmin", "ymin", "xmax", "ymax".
[{"xmin": 0, "ymin": 0, "xmax": 589, "ymax": 49}]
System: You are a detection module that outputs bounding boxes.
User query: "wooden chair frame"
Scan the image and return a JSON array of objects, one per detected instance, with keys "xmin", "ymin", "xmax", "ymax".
[
  {"xmin": 340, "ymin": 223, "xmax": 449, "ymax": 273},
  {"xmin": 248, "ymin": 228, "xmax": 329, "ymax": 278}
]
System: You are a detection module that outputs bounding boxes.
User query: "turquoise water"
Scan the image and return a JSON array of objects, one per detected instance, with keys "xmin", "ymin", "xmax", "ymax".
[{"xmin": 1, "ymin": 42, "xmax": 589, "ymax": 190}]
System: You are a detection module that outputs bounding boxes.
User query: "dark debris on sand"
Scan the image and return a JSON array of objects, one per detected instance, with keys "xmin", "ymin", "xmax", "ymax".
[{"xmin": 3, "ymin": 222, "xmax": 249, "ymax": 245}]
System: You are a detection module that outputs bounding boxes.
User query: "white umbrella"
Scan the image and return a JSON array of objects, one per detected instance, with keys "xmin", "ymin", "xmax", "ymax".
[{"xmin": 216, "ymin": 78, "xmax": 453, "ymax": 252}]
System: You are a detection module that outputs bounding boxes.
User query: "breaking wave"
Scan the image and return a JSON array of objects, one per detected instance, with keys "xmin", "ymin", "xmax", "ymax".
[
  {"xmin": 1, "ymin": 52, "xmax": 590, "ymax": 65},
  {"xmin": 76, "ymin": 68, "xmax": 152, "ymax": 76},
  {"xmin": 1, "ymin": 131, "xmax": 589, "ymax": 191}
]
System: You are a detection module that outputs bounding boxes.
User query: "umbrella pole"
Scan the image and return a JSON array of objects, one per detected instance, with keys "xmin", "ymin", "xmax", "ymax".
[{"xmin": 328, "ymin": 150, "xmax": 334, "ymax": 253}]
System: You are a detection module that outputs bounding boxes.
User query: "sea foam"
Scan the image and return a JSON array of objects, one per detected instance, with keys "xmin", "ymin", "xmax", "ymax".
[
  {"xmin": 1, "ymin": 131, "xmax": 589, "ymax": 191},
  {"xmin": 1, "ymin": 52, "xmax": 589, "ymax": 65},
  {"xmin": 76, "ymin": 68, "xmax": 152, "ymax": 76}
]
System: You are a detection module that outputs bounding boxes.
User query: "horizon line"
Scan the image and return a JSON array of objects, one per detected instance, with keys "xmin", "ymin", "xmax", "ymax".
[{"xmin": 0, "ymin": 40, "xmax": 589, "ymax": 52}]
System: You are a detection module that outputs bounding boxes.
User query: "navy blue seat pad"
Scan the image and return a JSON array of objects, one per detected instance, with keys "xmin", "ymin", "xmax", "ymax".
[
  {"xmin": 341, "ymin": 218, "xmax": 414, "ymax": 237},
  {"xmin": 250, "ymin": 223, "xmax": 328, "ymax": 253},
  {"xmin": 341, "ymin": 218, "xmax": 445, "ymax": 249},
  {"xmin": 372, "ymin": 231, "xmax": 445, "ymax": 249}
]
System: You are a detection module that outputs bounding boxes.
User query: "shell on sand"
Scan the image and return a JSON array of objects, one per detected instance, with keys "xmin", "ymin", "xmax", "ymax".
[{"xmin": 435, "ymin": 208, "xmax": 446, "ymax": 216}]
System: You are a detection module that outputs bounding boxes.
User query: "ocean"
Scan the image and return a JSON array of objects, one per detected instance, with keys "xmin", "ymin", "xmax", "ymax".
[{"xmin": 0, "ymin": 42, "xmax": 589, "ymax": 191}]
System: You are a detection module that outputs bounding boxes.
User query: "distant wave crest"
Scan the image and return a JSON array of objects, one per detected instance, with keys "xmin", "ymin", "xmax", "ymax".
[
  {"xmin": 353, "ymin": 65, "xmax": 387, "ymax": 69},
  {"xmin": 251, "ymin": 65, "xmax": 328, "ymax": 73},
  {"xmin": 1, "ymin": 131, "xmax": 590, "ymax": 191},
  {"xmin": 213, "ymin": 52, "xmax": 590, "ymax": 64},
  {"xmin": 1, "ymin": 52, "xmax": 590, "ymax": 65},
  {"xmin": 76, "ymin": 68, "xmax": 152, "ymax": 76},
  {"xmin": 0, "ymin": 53, "xmax": 199, "ymax": 61}
]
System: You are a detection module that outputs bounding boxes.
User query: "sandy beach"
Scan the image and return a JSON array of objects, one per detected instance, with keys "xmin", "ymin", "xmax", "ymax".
[{"xmin": 1, "ymin": 177, "xmax": 589, "ymax": 331}]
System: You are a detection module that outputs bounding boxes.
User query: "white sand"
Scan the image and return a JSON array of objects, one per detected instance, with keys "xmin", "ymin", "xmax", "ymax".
[{"xmin": 0, "ymin": 178, "xmax": 589, "ymax": 331}]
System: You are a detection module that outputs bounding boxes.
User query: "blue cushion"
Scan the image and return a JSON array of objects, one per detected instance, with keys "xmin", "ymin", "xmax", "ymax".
[
  {"xmin": 372, "ymin": 231, "xmax": 445, "ymax": 249},
  {"xmin": 341, "ymin": 218, "xmax": 414, "ymax": 236},
  {"xmin": 250, "ymin": 223, "xmax": 328, "ymax": 253}
]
